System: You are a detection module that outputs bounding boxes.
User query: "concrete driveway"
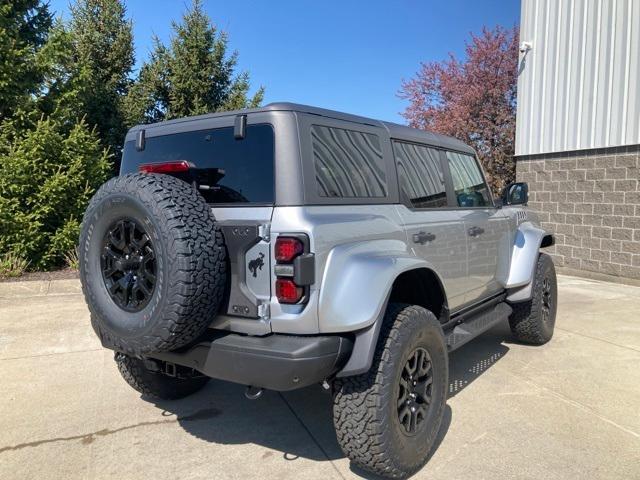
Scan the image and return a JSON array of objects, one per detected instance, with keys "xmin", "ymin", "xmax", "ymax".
[{"xmin": 0, "ymin": 275, "xmax": 638, "ymax": 480}]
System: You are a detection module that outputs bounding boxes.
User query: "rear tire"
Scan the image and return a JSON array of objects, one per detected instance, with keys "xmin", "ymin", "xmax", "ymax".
[
  {"xmin": 115, "ymin": 353, "xmax": 209, "ymax": 400},
  {"xmin": 332, "ymin": 304, "xmax": 448, "ymax": 479},
  {"xmin": 509, "ymin": 253, "xmax": 557, "ymax": 345}
]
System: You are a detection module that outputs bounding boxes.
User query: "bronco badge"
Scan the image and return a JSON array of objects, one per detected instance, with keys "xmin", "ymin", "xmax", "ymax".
[{"xmin": 248, "ymin": 252, "xmax": 265, "ymax": 277}]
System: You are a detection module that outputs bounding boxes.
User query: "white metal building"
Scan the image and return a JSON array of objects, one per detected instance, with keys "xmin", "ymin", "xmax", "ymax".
[{"xmin": 515, "ymin": 0, "xmax": 640, "ymax": 282}]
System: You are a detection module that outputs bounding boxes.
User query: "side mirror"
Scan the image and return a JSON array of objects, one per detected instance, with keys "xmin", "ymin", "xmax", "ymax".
[{"xmin": 502, "ymin": 182, "xmax": 528, "ymax": 206}]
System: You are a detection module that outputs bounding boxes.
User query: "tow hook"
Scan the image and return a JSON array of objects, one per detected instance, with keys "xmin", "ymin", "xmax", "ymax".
[{"xmin": 245, "ymin": 386, "xmax": 263, "ymax": 400}]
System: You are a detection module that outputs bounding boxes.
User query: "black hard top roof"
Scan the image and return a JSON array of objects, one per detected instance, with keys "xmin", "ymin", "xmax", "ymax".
[{"xmin": 127, "ymin": 102, "xmax": 475, "ymax": 154}]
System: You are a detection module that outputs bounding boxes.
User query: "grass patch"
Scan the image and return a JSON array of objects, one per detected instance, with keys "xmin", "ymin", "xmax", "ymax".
[
  {"xmin": 63, "ymin": 248, "xmax": 80, "ymax": 270},
  {"xmin": 0, "ymin": 253, "xmax": 30, "ymax": 279}
]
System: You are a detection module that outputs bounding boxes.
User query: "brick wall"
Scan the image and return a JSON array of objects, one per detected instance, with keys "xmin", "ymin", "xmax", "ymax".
[{"xmin": 516, "ymin": 147, "xmax": 640, "ymax": 281}]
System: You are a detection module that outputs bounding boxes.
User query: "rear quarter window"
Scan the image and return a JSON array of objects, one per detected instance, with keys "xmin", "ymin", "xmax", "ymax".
[
  {"xmin": 311, "ymin": 125, "xmax": 387, "ymax": 198},
  {"xmin": 121, "ymin": 124, "xmax": 274, "ymax": 204}
]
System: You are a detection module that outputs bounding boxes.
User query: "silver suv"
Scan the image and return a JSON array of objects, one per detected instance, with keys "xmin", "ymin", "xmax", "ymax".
[{"xmin": 79, "ymin": 103, "xmax": 557, "ymax": 479}]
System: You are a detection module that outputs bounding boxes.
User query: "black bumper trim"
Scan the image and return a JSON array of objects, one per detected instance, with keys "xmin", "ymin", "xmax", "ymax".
[{"xmin": 149, "ymin": 333, "xmax": 353, "ymax": 391}]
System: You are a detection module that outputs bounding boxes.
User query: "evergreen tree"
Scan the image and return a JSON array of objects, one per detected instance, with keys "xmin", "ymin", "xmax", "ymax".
[
  {"xmin": 0, "ymin": 0, "xmax": 52, "ymax": 120},
  {"xmin": 0, "ymin": 0, "xmax": 113, "ymax": 270},
  {"xmin": 67, "ymin": 0, "xmax": 134, "ymax": 154},
  {"xmin": 125, "ymin": 0, "xmax": 263, "ymax": 125},
  {"xmin": 0, "ymin": 113, "xmax": 110, "ymax": 269}
]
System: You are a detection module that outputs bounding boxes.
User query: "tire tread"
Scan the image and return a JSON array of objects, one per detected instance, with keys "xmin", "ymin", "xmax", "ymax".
[
  {"xmin": 509, "ymin": 253, "xmax": 556, "ymax": 345},
  {"xmin": 333, "ymin": 304, "xmax": 447, "ymax": 479},
  {"xmin": 80, "ymin": 173, "xmax": 227, "ymax": 355}
]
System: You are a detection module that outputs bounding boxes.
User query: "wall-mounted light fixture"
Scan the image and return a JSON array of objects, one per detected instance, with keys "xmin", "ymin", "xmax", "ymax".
[{"xmin": 519, "ymin": 41, "xmax": 533, "ymax": 53}]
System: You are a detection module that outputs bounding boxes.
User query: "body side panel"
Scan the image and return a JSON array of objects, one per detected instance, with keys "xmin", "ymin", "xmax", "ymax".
[
  {"xmin": 460, "ymin": 208, "xmax": 513, "ymax": 302},
  {"xmin": 268, "ymin": 205, "xmax": 410, "ymax": 334},
  {"xmin": 394, "ymin": 205, "xmax": 468, "ymax": 310}
]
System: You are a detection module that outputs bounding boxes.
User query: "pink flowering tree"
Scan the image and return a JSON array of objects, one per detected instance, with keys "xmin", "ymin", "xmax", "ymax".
[{"xmin": 399, "ymin": 26, "xmax": 519, "ymax": 194}]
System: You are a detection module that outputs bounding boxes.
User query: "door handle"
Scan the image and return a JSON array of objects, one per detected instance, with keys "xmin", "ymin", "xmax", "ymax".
[
  {"xmin": 467, "ymin": 226, "xmax": 485, "ymax": 237},
  {"xmin": 413, "ymin": 231, "xmax": 436, "ymax": 244}
]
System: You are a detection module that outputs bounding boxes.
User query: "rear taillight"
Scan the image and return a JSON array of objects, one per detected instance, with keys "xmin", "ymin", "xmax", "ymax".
[
  {"xmin": 275, "ymin": 237, "xmax": 304, "ymax": 263},
  {"xmin": 275, "ymin": 278, "xmax": 303, "ymax": 304},
  {"xmin": 139, "ymin": 161, "xmax": 190, "ymax": 174},
  {"xmin": 274, "ymin": 235, "xmax": 313, "ymax": 304}
]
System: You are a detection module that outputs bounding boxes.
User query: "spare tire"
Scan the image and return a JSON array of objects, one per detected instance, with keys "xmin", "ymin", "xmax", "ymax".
[{"xmin": 79, "ymin": 173, "xmax": 227, "ymax": 355}]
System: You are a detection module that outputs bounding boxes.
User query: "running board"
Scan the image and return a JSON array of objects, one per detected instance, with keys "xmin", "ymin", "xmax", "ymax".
[{"xmin": 445, "ymin": 302, "xmax": 512, "ymax": 351}]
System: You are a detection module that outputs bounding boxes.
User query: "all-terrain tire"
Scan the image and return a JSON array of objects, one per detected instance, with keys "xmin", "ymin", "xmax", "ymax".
[
  {"xmin": 509, "ymin": 253, "xmax": 557, "ymax": 345},
  {"xmin": 332, "ymin": 304, "xmax": 448, "ymax": 479},
  {"xmin": 115, "ymin": 353, "xmax": 209, "ymax": 400},
  {"xmin": 79, "ymin": 173, "xmax": 227, "ymax": 356}
]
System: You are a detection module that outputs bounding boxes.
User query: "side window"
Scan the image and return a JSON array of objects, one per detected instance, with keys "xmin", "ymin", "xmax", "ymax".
[
  {"xmin": 393, "ymin": 141, "xmax": 447, "ymax": 209},
  {"xmin": 446, "ymin": 152, "xmax": 492, "ymax": 207},
  {"xmin": 311, "ymin": 125, "xmax": 387, "ymax": 198}
]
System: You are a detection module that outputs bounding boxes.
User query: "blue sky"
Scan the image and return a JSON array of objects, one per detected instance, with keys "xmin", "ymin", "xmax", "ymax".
[{"xmin": 48, "ymin": 0, "xmax": 520, "ymax": 123}]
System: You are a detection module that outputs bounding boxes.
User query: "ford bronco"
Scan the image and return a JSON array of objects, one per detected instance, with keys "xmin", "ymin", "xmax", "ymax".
[{"xmin": 79, "ymin": 103, "xmax": 557, "ymax": 478}]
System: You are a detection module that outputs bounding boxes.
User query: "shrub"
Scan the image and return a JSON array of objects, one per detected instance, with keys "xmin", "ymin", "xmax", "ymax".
[{"xmin": 0, "ymin": 114, "xmax": 110, "ymax": 269}]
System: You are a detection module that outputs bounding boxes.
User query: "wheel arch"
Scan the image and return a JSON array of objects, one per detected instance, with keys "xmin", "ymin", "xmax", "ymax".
[
  {"xmin": 336, "ymin": 266, "xmax": 449, "ymax": 378},
  {"xmin": 388, "ymin": 268, "xmax": 449, "ymax": 322}
]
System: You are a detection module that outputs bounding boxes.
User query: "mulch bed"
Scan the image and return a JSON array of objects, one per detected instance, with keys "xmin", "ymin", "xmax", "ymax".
[{"xmin": 0, "ymin": 268, "xmax": 79, "ymax": 283}]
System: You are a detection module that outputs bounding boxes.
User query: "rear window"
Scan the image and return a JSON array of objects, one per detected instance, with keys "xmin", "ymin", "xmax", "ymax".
[
  {"xmin": 121, "ymin": 124, "xmax": 275, "ymax": 204},
  {"xmin": 311, "ymin": 125, "xmax": 387, "ymax": 198}
]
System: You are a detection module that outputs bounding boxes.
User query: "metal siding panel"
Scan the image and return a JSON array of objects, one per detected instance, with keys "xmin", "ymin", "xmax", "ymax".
[
  {"xmin": 532, "ymin": 0, "xmax": 548, "ymax": 154},
  {"xmin": 575, "ymin": 0, "xmax": 591, "ymax": 148},
  {"xmin": 526, "ymin": 0, "xmax": 539, "ymax": 155},
  {"xmin": 626, "ymin": 0, "xmax": 640, "ymax": 144},
  {"xmin": 609, "ymin": 0, "xmax": 628, "ymax": 146},
  {"xmin": 541, "ymin": 1, "xmax": 555, "ymax": 154},
  {"xmin": 555, "ymin": 0, "xmax": 572, "ymax": 151},
  {"xmin": 515, "ymin": 0, "xmax": 536, "ymax": 155},
  {"xmin": 593, "ymin": 0, "xmax": 613, "ymax": 148},
  {"xmin": 566, "ymin": 0, "xmax": 584, "ymax": 151},
  {"xmin": 517, "ymin": 0, "xmax": 640, "ymax": 154}
]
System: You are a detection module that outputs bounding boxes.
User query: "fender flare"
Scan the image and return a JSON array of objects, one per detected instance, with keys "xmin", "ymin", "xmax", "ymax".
[
  {"xmin": 318, "ymin": 239, "xmax": 443, "ymax": 333},
  {"xmin": 505, "ymin": 222, "xmax": 554, "ymax": 303},
  {"xmin": 319, "ymin": 239, "xmax": 447, "ymax": 377}
]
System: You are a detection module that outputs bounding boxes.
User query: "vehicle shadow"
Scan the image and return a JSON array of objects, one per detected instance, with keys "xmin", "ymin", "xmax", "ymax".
[
  {"xmin": 448, "ymin": 321, "xmax": 511, "ymax": 398},
  {"xmin": 151, "ymin": 321, "xmax": 512, "ymax": 476}
]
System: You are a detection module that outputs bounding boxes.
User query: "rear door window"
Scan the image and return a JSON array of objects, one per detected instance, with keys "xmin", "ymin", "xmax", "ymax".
[
  {"xmin": 311, "ymin": 125, "xmax": 387, "ymax": 198},
  {"xmin": 446, "ymin": 152, "xmax": 492, "ymax": 207},
  {"xmin": 393, "ymin": 141, "xmax": 447, "ymax": 209},
  {"xmin": 121, "ymin": 124, "xmax": 275, "ymax": 204}
]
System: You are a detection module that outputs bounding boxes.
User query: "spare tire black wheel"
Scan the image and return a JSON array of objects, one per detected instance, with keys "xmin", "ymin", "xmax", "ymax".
[{"xmin": 79, "ymin": 173, "xmax": 227, "ymax": 356}]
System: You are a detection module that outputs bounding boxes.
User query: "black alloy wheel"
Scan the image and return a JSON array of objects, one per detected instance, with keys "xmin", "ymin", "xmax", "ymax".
[
  {"xmin": 101, "ymin": 219, "xmax": 156, "ymax": 312},
  {"xmin": 397, "ymin": 347, "xmax": 434, "ymax": 435}
]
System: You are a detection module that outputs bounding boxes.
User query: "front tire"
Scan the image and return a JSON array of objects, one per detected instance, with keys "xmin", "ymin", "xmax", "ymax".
[
  {"xmin": 509, "ymin": 253, "xmax": 557, "ymax": 345},
  {"xmin": 332, "ymin": 304, "xmax": 448, "ymax": 479},
  {"xmin": 115, "ymin": 353, "xmax": 209, "ymax": 400}
]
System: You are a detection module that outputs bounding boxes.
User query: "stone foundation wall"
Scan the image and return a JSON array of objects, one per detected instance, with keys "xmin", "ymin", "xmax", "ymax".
[{"xmin": 515, "ymin": 146, "xmax": 640, "ymax": 281}]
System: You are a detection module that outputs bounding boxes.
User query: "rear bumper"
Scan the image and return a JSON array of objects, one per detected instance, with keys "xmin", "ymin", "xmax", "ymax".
[{"xmin": 149, "ymin": 332, "xmax": 353, "ymax": 391}]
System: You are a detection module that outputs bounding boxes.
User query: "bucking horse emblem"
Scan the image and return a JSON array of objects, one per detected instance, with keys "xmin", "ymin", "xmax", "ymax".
[{"xmin": 248, "ymin": 252, "xmax": 265, "ymax": 278}]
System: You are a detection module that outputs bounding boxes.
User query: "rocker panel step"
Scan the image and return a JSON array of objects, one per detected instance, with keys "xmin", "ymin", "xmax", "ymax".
[{"xmin": 445, "ymin": 302, "xmax": 512, "ymax": 351}]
